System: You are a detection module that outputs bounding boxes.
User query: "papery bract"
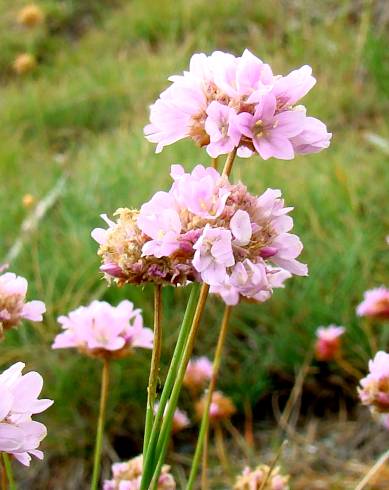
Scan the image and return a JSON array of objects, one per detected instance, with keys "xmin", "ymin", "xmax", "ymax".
[{"xmin": 314, "ymin": 325, "xmax": 345, "ymax": 361}]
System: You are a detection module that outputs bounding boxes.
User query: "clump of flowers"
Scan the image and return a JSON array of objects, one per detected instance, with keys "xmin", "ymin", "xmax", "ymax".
[
  {"xmin": 184, "ymin": 356, "xmax": 213, "ymax": 393},
  {"xmin": 234, "ymin": 465, "xmax": 290, "ymax": 490},
  {"xmin": 0, "ymin": 362, "xmax": 53, "ymax": 466},
  {"xmin": 145, "ymin": 49, "xmax": 331, "ymax": 159},
  {"xmin": 356, "ymin": 287, "xmax": 389, "ymax": 320},
  {"xmin": 13, "ymin": 53, "xmax": 37, "ymax": 75},
  {"xmin": 52, "ymin": 300, "xmax": 153, "ymax": 359},
  {"xmin": 195, "ymin": 391, "xmax": 236, "ymax": 423},
  {"xmin": 103, "ymin": 455, "xmax": 176, "ymax": 490},
  {"xmin": 17, "ymin": 4, "xmax": 45, "ymax": 27},
  {"xmin": 314, "ymin": 325, "xmax": 345, "ymax": 361},
  {"xmin": 154, "ymin": 403, "xmax": 190, "ymax": 434},
  {"xmin": 92, "ymin": 165, "xmax": 306, "ymax": 302},
  {"xmin": 358, "ymin": 351, "xmax": 389, "ymax": 414},
  {"xmin": 0, "ymin": 271, "xmax": 45, "ymax": 337}
]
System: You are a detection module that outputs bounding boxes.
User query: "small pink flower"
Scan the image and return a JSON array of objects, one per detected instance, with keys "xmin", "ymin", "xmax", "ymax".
[
  {"xmin": 290, "ymin": 116, "xmax": 331, "ymax": 154},
  {"xmin": 356, "ymin": 287, "xmax": 389, "ymax": 319},
  {"xmin": 184, "ymin": 356, "xmax": 213, "ymax": 392},
  {"xmin": 0, "ymin": 272, "xmax": 45, "ymax": 334},
  {"xmin": 205, "ymin": 101, "xmax": 241, "ymax": 158},
  {"xmin": 154, "ymin": 403, "xmax": 190, "ymax": 434},
  {"xmin": 271, "ymin": 65, "xmax": 316, "ymax": 107},
  {"xmin": 358, "ymin": 351, "xmax": 389, "ymax": 413},
  {"xmin": 237, "ymin": 94, "xmax": 306, "ymax": 160},
  {"xmin": 0, "ymin": 362, "xmax": 53, "ymax": 466},
  {"xmin": 52, "ymin": 300, "xmax": 153, "ymax": 359},
  {"xmin": 193, "ymin": 225, "xmax": 235, "ymax": 285},
  {"xmin": 314, "ymin": 325, "xmax": 345, "ymax": 361}
]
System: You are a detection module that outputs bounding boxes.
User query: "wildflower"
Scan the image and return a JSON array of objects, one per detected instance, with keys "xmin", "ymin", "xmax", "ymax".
[
  {"xmin": 154, "ymin": 402, "xmax": 190, "ymax": 434},
  {"xmin": 234, "ymin": 465, "xmax": 290, "ymax": 490},
  {"xmin": 356, "ymin": 287, "xmax": 389, "ymax": 319},
  {"xmin": 314, "ymin": 325, "xmax": 345, "ymax": 361},
  {"xmin": 13, "ymin": 53, "xmax": 37, "ymax": 75},
  {"xmin": 17, "ymin": 4, "xmax": 45, "ymax": 27},
  {"xmin": 184, "ymin": 356, "xmax": 213, "ymax": 392},
  {"xmin": 358, "ymin": 351, "xmax": 389, "ymax": 414},
  {"xmin": 195, "ymin": 391, "xmax": 236, "ymax": 423},
  {"xmin": 0, "ymin": 362, "xmax": 53, "ymax": 466},
  {"xmin": 52, "ymin": 300, "xmax": 153, "ymax": 359},
  {"xmin": 0, "ymin": 271, "xmax": 45, "ymax": 336},
  {"xmin": 103, "ymin": 454, "xmax": 176, "ymax": 490},
  {"xmin": 145, "ymin": 49, "xmax": 331, "ymax": 159},
  {"xmin": 22, "ymin": 193, "xmax": 36, "ymax": 208}
]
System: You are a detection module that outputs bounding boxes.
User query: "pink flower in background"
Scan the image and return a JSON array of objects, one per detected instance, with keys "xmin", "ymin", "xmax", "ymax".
[
  {"xmin": 314, "ymin": 325, "xmax": 345, "ymax": 361},
  {"xmin": 356, "ymin": 287, "xmax": 389, "ymax": 319},
  {"xmin": 196, "ymin": 391, "xmax": 236, "ymax": 423},
  {"xmin": 358, "ymin": 351, "xmax": 389, "ymax": 413},
  {"xmin": 52, "ymin": 300, "xmax": 153, "ymax": 359},
  {"xmin": 154, "ymin": 402, "xmax": 190, "ymax": 434},
  {"xmin": 0, "ymin": 362, "xmax": 53, "ymax": 466},
  {"xmin": 184, "ymin": 356, "xmax": 213, "ymax": 392},
  {"xmin": 0, "ymin": 271, "xmax": 45, "ymax": 334},
  {"xmin": 144, "ymin": 49, "xmax": 331, "ymax": 159},
  {"xmin": 234, "ymin": 464, "xmax": 290, "ymax": 490},
  {"xmin": 103, "ymin": 454, "xmax": 176, "ymax": 490}
]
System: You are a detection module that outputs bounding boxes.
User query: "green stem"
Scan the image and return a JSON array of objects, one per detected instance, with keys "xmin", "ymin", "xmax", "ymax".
[
  {"xmin": 140, "ymin": 284, "xmax": 201, "ymax": 490},
  {"xmin": 187, "ymin": 305, "xmax": 233, "ymax": 490},
  {"xmin": 143, "ymin": 285, "xmax": 163, "ymax": 456},
  {"xmin": 91, "ymin": 358, "xmax": 110, "ymax": 490},
  {"xmin": 2, "ymin": 454, "xmax": 16, "ymax": 490}
]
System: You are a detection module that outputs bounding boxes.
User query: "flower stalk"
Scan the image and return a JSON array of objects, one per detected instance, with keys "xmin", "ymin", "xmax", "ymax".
[
  {"xmin": 91, "ymin": 358, "xmax": 110, "ymax": 490},
  {"xmin": 143, "ymin": 285, "xmax": 163, "ymax": 455},
  {"xmin": 187, "ymin": 305, "xmax": 233, "ymax": 490},
  {"xmin": 2, "ymin": 454, "xmax": 16, "ymax": 490}
]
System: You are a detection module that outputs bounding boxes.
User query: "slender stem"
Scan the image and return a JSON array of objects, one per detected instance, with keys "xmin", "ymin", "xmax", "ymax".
[
  {"xmin": 335, "ymin": 354, "xmax": 363, "ymax": 380},
  {"xmin": 258, "ymin": 440, "xmax": 287, "ymax": 490},
  {"xmin": 222, "ymin": 147, "xmax": 237, "ymax": 177},
  {"xmin": 211, "ymin": 157, "xmax": 219, "ymax": 170},
  {"xmin": 214, "ymin": 423, "xmax": 229, "ymax": 473},
  {"xmin": 140, "ymin": 284, "xmax": 201, "ymax": 490},
  {"xmin": 91, "ymin": 358, "xmax": 110, "ymax": 490},
  {"xmin": 364, "ymin": 319, "xmax": 377, "ymax": 355},
  {"xmin": 143, "ymin": 285, "xmax": 163, "ymax": 456},
  {"xmin": 1, "ymin": 457, "xmax": 6, "ymax": 490},
  {"xmin": 2, "ymin": 454, "xmax": 16, "ymax": 490},
  {"xmin": 201, "ymin": 428, "xmax": 210, "ymax": 490},
  {"xmin": 187, "ymin": 305, "xmax": 233, "ymax": 490},
  {"xmin": 355, "ymin": 449, "xmax": 389, "ymax": 490}
]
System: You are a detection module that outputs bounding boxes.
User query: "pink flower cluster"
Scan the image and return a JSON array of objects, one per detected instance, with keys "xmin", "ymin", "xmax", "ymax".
[
  {"xmin": 104, "ymin": 455, "xmax": 176, "ymax": 490},
  {"xmin": 0, "ymin": 271, "xmax": 45, "ymax": 334},
  {"xmin": 314, "ymin": 325, "xmax": 345, "ymax": 361},
  {"xmin": 135, "ymin": 164, "xmax": 306, "ymax": 305},
  {"xmin": 234, "ymin": 465, "xmax": 289, "ymax": 490},
  {"xmin": 356, "ymin": 287, "xmax": 389, "ymax": 319},
  {"xmin": 358, "ymin": 351, "xmax": 389, "ymax": 414},
  {"xmin": 184, "ymin": 356, "xmax": 213, "ymax": 393},
  {"xmin": 0, "ymin": 362, "xmax": 53, "ymax": 466},
  {"xmin": 145, "ymin": 50, "xmax": 331, "ymax": 160},
  {"xmin": 52, "ymin": 300, "xmax": 153, "ymax": 359}
]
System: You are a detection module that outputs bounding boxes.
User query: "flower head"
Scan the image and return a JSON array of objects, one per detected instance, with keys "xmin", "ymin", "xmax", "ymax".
[
  {"xmin": 195, "ymin": 391, "xmax": 236, "ymax": 423},
  {"xmin": 184, "ymin": 356, "xmax": 213, "ymax": 392},
  {"xmin": 0, "ymin": 272, "xmax": 45, "ymax": 336},
  {"xmin": 13, "ymin": 53, "xmax": 37, "ymax": 75},
  {"xmin": 358, "ymin": 351, "xmax": 389, "ymax": 414},
  {"xmin": 145, "ymin": 49, "xmax": 331, "ymax": 159},
  {"xmin": 0, "ymin": 362, "xmax": 53, "ymax": 466},
  {"xmin": 234, "ymin": 465, "xmax": 290, "ymax": 490},
  {"xmin": 52, "ymin": 300, "xmax": 152, "ymax": 359},
  {"xmin": 103, "ymin": 454, "xmax": 176, "ymax": 490},
  {"xmin": 356, "ymin": 287, "xmax": 389, "ymax": 319},
  {"xmin": 17, "ymin": 4, "xmax": 45, "ymax": 27},
  {"xmin": 314, "ymin": 325, "xmax": 345, "ymax": 361},
  {"xmin": 154, "ymin": 402, "xmax": 190, "ymax": 434}
]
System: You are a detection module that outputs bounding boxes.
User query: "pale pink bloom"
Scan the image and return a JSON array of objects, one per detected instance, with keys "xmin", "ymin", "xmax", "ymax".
[
  {"xmin": 237, "ymin": 94, "xmax": 306, "ymax": 160},
  {"xmin": 184, "ymin": 356, "xmax": 213, "ymax": 391},
  {"xmin": 196, "ymin": 391, "xmax": 236, "ymax": 422},
  {"xmin": 205, "ymin": 101, "xmax": 241, "ymax": 157},
  {"xmin": 91, "ymin": 214, "xmax": 117, "ymax": 246},
  {"xmin": 0, "ymin": 272, "xmax": 45, "ymax": 333},
  {"xmin": 52, "ymin": 300, "xmax": 152, "ymax": 358},
  {"xmin": 170, "ymin": 164, "xmax": 229, "ymax": 219},
  {"xmin": 314, "ymin": 325, "xmax": 345, "ymax": 361},
  {"xmin": 153, "ymin": 402, "xmax": 190, "ymax": 434},
  {"xmin": 104, "ymin": 454, "xmax": 175, "ymax": 490},
  {"xmin": 138, "ymin": 192, "xmax": 182, "ymax": 258},
  {"xmin": 0, "ymin": 362, "xmax": 53, "ymax": 466},
  {"xmin": 192, "ymin": 225, "xmax": 235, "ymax": 285},
  {"xmin": 358, "ymin": 351, "xmax": 389, "ymax": 413},
  {"xmin": 230, "ymin": 210, "xmax": 252, "ymax": 246},
  {"xmin": 145, "ymin": 49, "xmax": 330, "ymax": 159},
  {"xmin": 356, "ymin": 287, "xmax": 389, "ymax": 319},
  {"xmin": 234, "ymin": 464, "xmax": 290, "ymax": 490},
  {"xmin": 270, "ymin": 233, "xmax": 308, "ymax": 276}
]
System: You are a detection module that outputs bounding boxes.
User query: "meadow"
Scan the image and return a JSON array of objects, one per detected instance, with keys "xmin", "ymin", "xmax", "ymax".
[{"xmin": 0, "ymin": 1, "xmax": 388, "ymax": 488}]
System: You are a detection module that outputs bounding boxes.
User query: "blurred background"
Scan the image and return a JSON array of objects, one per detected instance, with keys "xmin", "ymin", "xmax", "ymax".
[{"xmin": 0, "ymin": 0, "xmax": 388, "ymax": 488}]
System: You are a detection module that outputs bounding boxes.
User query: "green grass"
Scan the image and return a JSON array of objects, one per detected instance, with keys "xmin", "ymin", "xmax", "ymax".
[{"xmin": 0, "ymin": 0, "xmax": 389, "ymax": 485}]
